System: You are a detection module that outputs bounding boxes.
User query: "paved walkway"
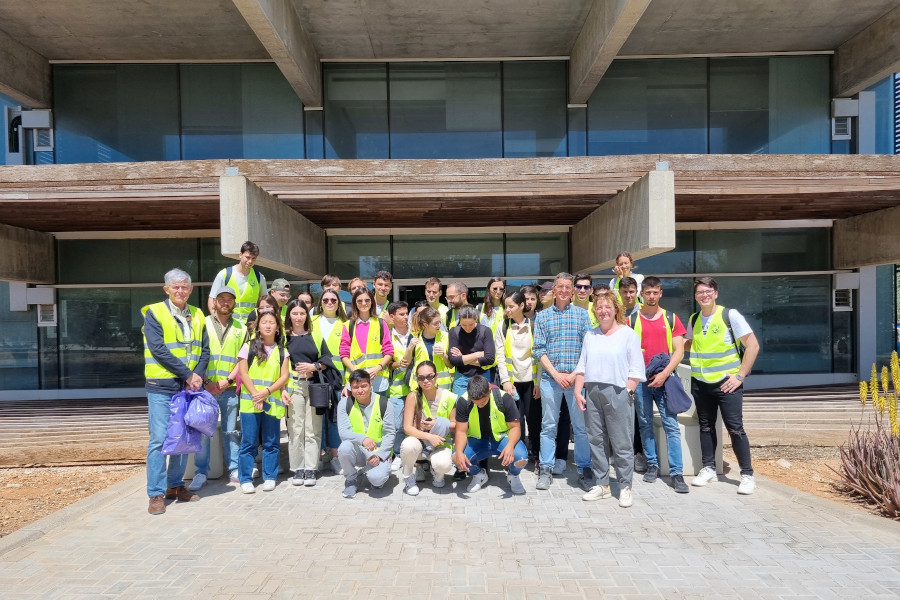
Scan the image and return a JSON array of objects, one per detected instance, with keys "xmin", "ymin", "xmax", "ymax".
[{"xmin": 2, "ymin": 460, "xmax": 900, "ymax": 599}]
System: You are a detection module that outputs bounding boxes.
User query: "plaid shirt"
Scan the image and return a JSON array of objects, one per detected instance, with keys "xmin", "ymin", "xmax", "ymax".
[{"xmin": 532, "ymin": 302, "xmax": 592, "ymax": 373}]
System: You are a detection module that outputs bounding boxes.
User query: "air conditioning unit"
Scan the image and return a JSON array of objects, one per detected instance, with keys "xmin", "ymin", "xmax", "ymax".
[
  {"xmin": 832, "ymin": 289, "xmax": 852, "ymax": 312},
  {"xmin": 37, "ymin": 304, "xmax": 57, "ymax": 327},
  {"xmin": 831, "ymin": 116, "xmax": 851, "ymax": 140}
]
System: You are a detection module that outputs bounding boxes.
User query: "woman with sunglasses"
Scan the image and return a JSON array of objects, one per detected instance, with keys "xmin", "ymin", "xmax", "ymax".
[
  {"xmin": 399, "ymin": 361, "xmax": 459, "ymax": 495},
  {"xmin": 477, "ymin": 277, "xmax": 506, "ymax": 382},
  {"xmin": 311, "ymin": 289, "xmax": 349, "ymax": 474},
  {"xmin": 340, "ymin": 288, "xmax": 394, "ymax": 394}
]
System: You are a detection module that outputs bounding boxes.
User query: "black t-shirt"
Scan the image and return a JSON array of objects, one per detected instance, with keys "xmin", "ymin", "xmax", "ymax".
[
  {"xmin": 447, "ymin": 324, "xmax": 496, "ymax": 378},
  {"xmin": 286, "ymin": 332, "xmax": 332, "ymax": 379},
  {"xmin": 455, "ymin": 390, "xmax": 519, "ymax": 440}
]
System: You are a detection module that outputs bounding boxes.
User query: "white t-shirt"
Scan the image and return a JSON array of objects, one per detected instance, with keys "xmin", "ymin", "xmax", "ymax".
[
  {"xmin": 318, "ymin": 316, "xmax": 340, "ymax": 342},
  {"xmin": 209, "ymin": 268, "xmax": 267, "ymax": 299},
  {"xmin": 574, "ymin": 325, "xmax": 645, "ymax": 387},
  {"xmin": 684, "ymin": 308, "xmax": 753, "ymax": 346}
]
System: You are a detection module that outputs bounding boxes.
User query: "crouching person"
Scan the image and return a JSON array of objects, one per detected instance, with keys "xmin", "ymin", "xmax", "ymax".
[
  {"xmin": 338, "ymin": 369, "xmax": 396, "ymax": 498},
  {"xmin": 452, "ymin": 375, "xmax": 528, "ymax": 495}
]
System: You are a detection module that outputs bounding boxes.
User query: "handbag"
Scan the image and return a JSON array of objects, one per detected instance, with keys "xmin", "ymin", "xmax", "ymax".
[{"xmin": 308, "ymin": 366, "xmax": 332, "ymax": 408}]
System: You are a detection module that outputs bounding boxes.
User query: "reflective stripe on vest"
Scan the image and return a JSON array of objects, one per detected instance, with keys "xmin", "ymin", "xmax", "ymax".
[
  {"xmin": 504, "ymin": 320, "xmax": 537, "ymax": 384},
  {"xmin": 387, "ymin": 330, "xmax": 412, "ymax": 398},
  {"xmin": 224, "ymin": 268, "xmax": 261, "ymax": 321},
  {"xmin": 240, "ymin": 346, "xmax": 285, "ymax": 418},
  {"xmin": 205, "ymin": 315, "xmax": 246, "ymax": 381},
  {"xmin": 462, "ymin": 390, "xmax": 510, "ymax": 441},
  {"xmin": 410, "ymin": 330, "xmax": 454, "ymax": 391},
  {"xmin": 415, "ymin": 388, "xmax": 458, "ymax": 446},
  {"xmin": 347, "ymin": 395, "xmax": 387, "ymax": 445},
  {"xmin": 312, "ymin": 314, "xmax": 346, "ymax": 377},
  {"xmin": 346, "ymin": 319, "xmax": 388, "ymax": 387},
  {"xmin": 689, "ymin": 306, "xmax": 741, "ymax": 383},
  {"xmin": 633, "ymin": 308, "xmax": 673, "ymax": 355},
  {"xmin": 142, "ymin": 302, "xmax": 204, "ymax": 380}
]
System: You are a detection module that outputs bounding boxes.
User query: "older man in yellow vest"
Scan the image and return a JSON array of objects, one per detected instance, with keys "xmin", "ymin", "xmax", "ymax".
[{"xmin": 143, "ymin": 268, "xmax": 210, "ymax": 515}]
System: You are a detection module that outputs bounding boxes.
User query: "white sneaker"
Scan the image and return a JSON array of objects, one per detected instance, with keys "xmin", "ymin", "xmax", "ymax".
[
  {"xmin": 692, "ymin": 466, "xmax": 718, "ymax": 487},
  {"xmin": 467, "ymin": 470, "xmax": 489, "ymax": 493},
  {"xmin": 582, "ymin": 485, "xmax": 612, "ymax": 502},
  {"xmin": 404, "ymin": 475, "xmax": 420, "ymax": 496},
  {"xmin": 251, "ymin": 466, "xmax": 260, "ymax": 479},
  {"xmin": 552, "ymin": 458, "xmax": 566, "ymax": 476},
  {"xmin": 507, "ymin": 472, "xmax": 526, "ymax": 495},
  {"xmin": 229, "ymin": 469, "xmax": 239, "ymax": 484},
  {"xmin": 187, "ymin": 473, "xmax": 206, "ymax": 492},
  {"xmin": 618, "ymin": 487, "xmax": 633, "ymax": 508},
  {"xmin": 738, "ymin": 474, "xmax": 756, "ymax": 495},
  {"xmin": 391, "ymin": 456, "xmax": 403, "ymax": 472},
  {"xmin": 240, "ymin": 482, "xmax": 255, "ymax": 494},
  {"xmin": 414, "ymin": 463, "xmax": 427, "ymax": 482},
  {"xmin": 330, "ymin": 456, "xmax": 343, "ymax": 475},
  {"xmin": 432, "ymin": 474, "xmax": 446, "ymax": 488},
  {"xmin": 262, "ymin": 479, "xmax": 276, "ymax": 492}
]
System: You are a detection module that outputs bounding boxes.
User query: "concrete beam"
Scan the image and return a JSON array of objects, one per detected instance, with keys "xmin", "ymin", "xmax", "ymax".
[
  {"xmin": 232, "ymin": 0, "xmax": 322, "ymax": 107},
  {"xmin": 219, "ymin": 175, "xmax": 325, "ymax": 279},
  {"xmin": 571, "ymin": 170, "xmax": 674, "ymax": 273},
  {"xmin": 0, "ymin": 28, "xmax": 50, "ymax": 108},
  {"xmin": 833, "ymin": 204, "xmax": 900, "ymax": 269},
  {"xmin": 569, "ymin": 0, "xmax": 651, "ymax": 104},
  {"xmin": 833, "ymin": 6, "xmax": 900, "ymax": 97},
  {"xmin": 0, "ymin": 222, "xmax": 54, "ymax": 283}
]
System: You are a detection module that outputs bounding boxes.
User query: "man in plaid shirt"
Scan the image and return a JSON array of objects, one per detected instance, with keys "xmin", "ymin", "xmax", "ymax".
[{"xmin": 532, "ymin": 272, "xmax": 594, "ymax": 492}]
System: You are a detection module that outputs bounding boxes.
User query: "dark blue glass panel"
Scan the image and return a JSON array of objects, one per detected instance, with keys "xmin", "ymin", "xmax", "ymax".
[
  {"xmin": 502, "ymin": 62, "xmax": 567, "ymax": 157},
  {"xmin": 324, "ymin": 63, "xmax": 388, "ymax": 158}
]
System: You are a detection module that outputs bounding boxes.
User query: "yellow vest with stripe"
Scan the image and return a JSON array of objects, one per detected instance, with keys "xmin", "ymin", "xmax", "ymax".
[
  {"xmin": 387, "ymin": 329, "xmax": 413, "ymax": 398},
  {"xmin": 414, "ymin": 388, "xmax": 458, "ymax": 446},
  {"xmin": 444, "ymin": 307, "xmax": 459, "ymax": 330},
  {"xmin": 223, "ymin": 267, "xmax": 262, "ymax": 322},
  {"xmin": 689, "ymin": 306, "xmax": 742, "ymax": 384},
  {"xmin": 205, "ymin": 315, "xmax": 246, "ymax": 383},
  {"xmin": 410, "ymin": 330, "xmax": 454, "ymax": 391},
  {"xmin": 477, "ymin": 303, "xmax": 504, "ymax": 369},
  {"xmin": 142, "ymin": 302, "xmax": 205, "ymax": 381},
  {"xmin": 502, "ymin": 319, "xmax": 538, "ymax": 385},
  {"xmin": 311, "ymin": 314, "xmax": 346, "ymax": 381},
  {"xmin": 346, "ymin": 394, "xmax": 389, "ymax": 445},
  {"xmin": 631, "ymin": 308, "xmax": 674, "ymax": 355},
  {"xmin": 239, "ymin": 344, "xmax": 286, "ymax": 418},
  {"xmin": 462, "ymin": 389, "xmax": 510, "ymax": 441},
  {"xmin": 344, "ymin": 319, "xmax": 389, "ymax": 389}
]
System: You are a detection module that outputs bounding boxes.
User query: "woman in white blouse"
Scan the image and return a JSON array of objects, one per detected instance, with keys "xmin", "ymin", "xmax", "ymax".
[{"xmin": 574, "ymin": 289, "xmax": 645, "ymax": 508}]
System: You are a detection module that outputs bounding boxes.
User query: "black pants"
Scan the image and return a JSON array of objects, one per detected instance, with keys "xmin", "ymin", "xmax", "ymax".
[
  {"xmin": 555, "ymin": 398, "xmax": 571, "ymax": 460},
  {"xmin": 692, "ymin": 378, "xmax": 753, "ymax": 476},
  {"xmin": 632, "ymin": 404, "xmax": 643, "ymax": 455},
  {"xmin": 513, "ymin": 381, "xmax": 538, "ymax": 452}
]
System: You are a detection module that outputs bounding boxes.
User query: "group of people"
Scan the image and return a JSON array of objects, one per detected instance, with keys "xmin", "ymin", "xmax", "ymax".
[{"xmin": 143, "ymin": 241, "xmax": 760, "ymax": 515}]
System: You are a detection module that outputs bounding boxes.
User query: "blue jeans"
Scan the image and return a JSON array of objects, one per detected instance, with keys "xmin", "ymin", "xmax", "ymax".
[
  {"xmin": 464, "ymin": 436, "xmax": 528, "ymax": 476},
  {"xmin": 390, "ymin": 396, "xmax": 407, "ymax": 455},
  {"xmin": 451, "ymin": 373, "xmax": 471, "ymax": 397},
  {"xmin": 146, "ymin": 391, "xmax": 188, "ymax": 497},
  {"xmin": 193, "ymin": 388, "xmax": 239, "ymax": 476},
  {"xmin": 636, "ymin": 382, "xmax": 683, "ymax": 475},
  {"xmin": 538, "ymin": 373, "xmax": 591, "ymax": 471},
  {"xmin": 321, "ymin": 412, "xmax": 341, "ymax": 451},
  {"xmin": 239, "ymin": 411, "xmax": 281, "ymax": 483}
]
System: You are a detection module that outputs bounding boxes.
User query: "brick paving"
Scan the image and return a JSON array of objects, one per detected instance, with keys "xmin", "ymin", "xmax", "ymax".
[{"xmin": 2, "ymin": 461, "xmax": 900, "ymax": 599}]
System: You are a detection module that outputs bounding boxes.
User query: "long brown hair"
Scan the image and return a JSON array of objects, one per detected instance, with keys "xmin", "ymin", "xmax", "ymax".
[
  {"xmin": 350, "ymin": 287, "xmax": 377, "ymax": 322},
  {"xmin": 415, "ymin": 306, "xmax": 440, "ymax": 337},
  {"xmin": 315, "ymin": 290, "xmax": 348, "ymax": 321},
  {"xmin": 412, "ymin": 361, "xmax": 437, "ymax": 431},
  {"xmin": 482, "ymin": 277, "xmax": 505, "ymax": 319}
]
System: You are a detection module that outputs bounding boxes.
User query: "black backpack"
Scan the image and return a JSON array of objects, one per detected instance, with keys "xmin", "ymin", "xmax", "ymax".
[
  {"xmin": 344, "ymin": 394, "xmax": 390, "ymax": 421},
  {"xmin": 247, "ymin": 343, "xmax": 286, "ymax": 369},
  {"xmin": 224, "ymin": 265, "xmax": 264, "ymax": 291}
]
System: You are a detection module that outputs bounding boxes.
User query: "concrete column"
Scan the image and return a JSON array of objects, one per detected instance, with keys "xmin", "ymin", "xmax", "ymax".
[
  {"xmin": 833, "ymin": 204, "xmax": 900, "ymax": 269},
  {"xmin": 857, "ymin": 266, "xmax": 877, "ymax": 379},
  {"xmin": 0, "ymin": 223, "xmax": 54, "ymax": 283},
  {"xmin": 219, "ymin": 175, "xmax": 325, "ymax": 279},
  {"xmin": 571, "ymin": 170, "xmax": 675, "ymax": 274},
  {"xmin": 0, "ymin": 28, "xmax": 51, "ymax": 108},
  {"xmin": 833, "ymin": 6, "xmax": 900, "ymax": 98}
]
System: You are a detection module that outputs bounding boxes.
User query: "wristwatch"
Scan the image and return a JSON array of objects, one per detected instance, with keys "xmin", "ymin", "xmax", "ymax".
[
  {"xmin": 202, "ymin": 378, "xmax": 211, "ymax": 387},
  {"xmin": 735, "ymin": 374, "xmax": 745, "ymax": 382},
  {"xmin": 627, "ymin": 389, "xmax": 636, "ymax": 400},
  {"xmin": 226, "ymin": 377, "xmax": 235, "ymax": 386}
]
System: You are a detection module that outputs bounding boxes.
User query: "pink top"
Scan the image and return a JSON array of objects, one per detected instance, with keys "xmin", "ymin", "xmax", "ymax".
[{"xmin": 339, "ymin": 318, "xmax": 394, "ymax": 359}]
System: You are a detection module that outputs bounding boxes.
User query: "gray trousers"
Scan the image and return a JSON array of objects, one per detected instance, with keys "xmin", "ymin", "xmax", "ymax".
[
  {"xmin": 337, "ymin": 440, "xmax": 392, "ymax": 488},
  {"xmin": 585, "ymin": 382, "xmax": 634, "ymax": 488}
]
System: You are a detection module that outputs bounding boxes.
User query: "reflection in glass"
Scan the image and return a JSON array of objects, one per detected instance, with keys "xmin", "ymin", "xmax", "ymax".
[
  {"xmin": 695, "ymin": 229, "xmax": 830, "ymax": 273},
  {"xmin": 393, "ymin": 234, "xmax": 503, "ymax": 278},
  {"xmin": 327, "ymin": 236, "xmax": 391, "ymax": 280},
  {"xmin": 502, "ymin": 62, "xmax": 567, "ymax": 157},
  {"xmin": 506, "ymin": 233, "xmax": 568, "ymax": 276},
  {"xmin": 324, "ymin": 64, "xmax": 389, "ymax": 158},
  {"xmin": 0, "ymin": 282, "xmax": 39, "ymax": 390}
]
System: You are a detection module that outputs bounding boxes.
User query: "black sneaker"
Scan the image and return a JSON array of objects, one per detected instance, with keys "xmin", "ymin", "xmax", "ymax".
[
  {"xmin": 578, "ymin": 468, "xmax": 595, "ymax": 492},
  {"xmin": 643, "ymin": 465, "xmax": 659, "ymax": 483},
  {"xmin": 672, "ymin": 474, "xmax": 689, "ymax": 494},
  {"xmin": 453, "ymin": 470, "xmax": 468, "ymax": 481}
]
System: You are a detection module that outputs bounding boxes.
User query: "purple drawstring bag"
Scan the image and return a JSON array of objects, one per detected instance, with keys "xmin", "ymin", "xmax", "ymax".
[
  {"xmin": 161, "ymin": 390, "xmax": 203, "ymax": 455},
  {"xmin": 184, "ymin": 389, "xmax": 220, "ymax": 437}
]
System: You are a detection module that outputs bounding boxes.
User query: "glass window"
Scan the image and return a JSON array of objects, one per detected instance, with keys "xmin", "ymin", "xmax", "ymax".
[
  {"xmin": 768, "ymin": 56, "xmax": 830, "ymax": 154},
  {"xmin": 695, "ymin": 229, "xmax": 830, "ymax": 273},
  {"xmin": 1, "ymin": 93, "xmax": 21, "ymax": 166},
  {"xmin": 631, "ymin": 230, "xmax": 695, "ymax": 275},
  {"xmin": 180, "ymin": 64, "xmax": 304, "ymax": 159},
  {"xmin": 54, "ymin": 65, "xmax": 180, "ymax": 163},
  {"xmin": 567, "ymin": 106, "xmax": 587, "ymax": 157},
  {"xmin": 876, "ymin": 265, "xmax": 896, "ymax": 366},
  {"xmin": 709, "ymin": 58, "xmax": 770, "ymax": 154},
  {"xmin": 868, "ymin": 75, "xmax": 896, "ymax": 155},
  {"xmin": 58, "ymin": 239, "xmax": 200, "ymax": 285},
  {"xmin": 327, "ymin": 236, "xmax": 391, "ymax": 280},
  {"xmin": 393, "ymin": 234, "xmax": 503, "ymax": 279},
  {"xmin": 389, "ymin": 62, "xmax": 502, "ymax": 158},
  {"xmin": 588, "ymin": 59, "xmax": 707, "ymax": 155},
  {"xmin": 0, "ymin": 282, "xmax": 39, "ymax": 390},
  {"xmin": 502, "ymin": 62, "xmax": 567, "ymax": 157},
  {"xmin": 506, "ymin": 233, "xmax": 568, "ymax": 276},
  {"xmin": 324, "ymin": 64, "xmax": 389, "ymax": 159}
]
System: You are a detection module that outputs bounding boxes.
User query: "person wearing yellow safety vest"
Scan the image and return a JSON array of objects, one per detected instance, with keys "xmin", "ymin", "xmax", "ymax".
[
  {"xmin": 411, "ymin": 276, "xmax": 449, "ymax": 328},
  {"xmin": 477, "ymin": 277, "xmax": 505, "ymax": 381},
  {"xmin": 448, "ymin": 305, "xmax": 495, "ymax": 397},
  {"xmin": 373, "ymin": 270, "xmax": 393, "ymax": 319},
  {"xmin": 399, "ymin": 361, "xmax": 459, "ymax": 496},
  {"xmin": 337, "ymin": 369, "xmax": 397, "ymax": 499},
  {"xmin": 188, "ymin": 286, "xmax": 245, "ymax": 493},
  {"xmin": 236, "ymin": 311, "xmax": 291, "ymax": 494},
  {"xmin": 572, "ymin": 273, "xmax": 598, "ymax": 327},
  {"xmin": 452, "ymin": 375, "xmax": 529, "ymax": 495},
  {"xmin": 409, "ymin": 306, "xmax": 454, "ymax": 391},
  {"xmin": 444, "ymin": 281, "xmax": 468, "ymax": 330},
  {"xmin": 311, "ymin": 289, "xmax": 349, "ymax": 476},
  {"xmin": 495, "ymin": 291, "xmax": 539, "ymax": 457},
  {"xmin": 208, "ymin": 241, "xmax": 265, "ymax": 323},
  {"xmin": 143, "ymin": 268, "xmax": 210, "ymax": 515},
  {"xmin": 629, "ymin": 276, "xmax": 689, "ymax": 495},
  {"xmin": 684, "ymin": 276, "xmax": 760, "ymax": 495},
  {"xmin": 268, "ymin": 278, "xmax": 291, "ymax": 323},
  {"xmin": 340, "ymin": 288, "xmax": 394, "ymax": 394},
  {"xmin": 609, "ymin": 251, "xmax": 644, "ymax": 302},
  {"xmin": 384, "ymin": 301, "xmax": 414, "ymax": 468}
]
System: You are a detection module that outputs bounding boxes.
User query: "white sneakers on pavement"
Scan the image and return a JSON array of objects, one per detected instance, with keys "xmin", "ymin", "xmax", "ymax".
[
  {"xmin": 187, "ymin": 473, "xmax": 206, "ymax": 492},
  {"xmin": 692, "ymin": 466, "xmax": 718, "ymax": 487},
  {"xmin": 738, "ymin": 474, "xmax": 756, "ymax": 495}
]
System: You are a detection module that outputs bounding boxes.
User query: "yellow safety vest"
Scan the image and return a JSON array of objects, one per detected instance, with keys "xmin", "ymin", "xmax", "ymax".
[
  {"xmin": 387, "ymin": 329, "xmax": 413, "ymax": 398},
  {"xmin": 477, "ymin": 303, "xmax": 504, "ymax": 369},
  {"xmin": 312, "ymin": 314, "xmax": 346, "ymax": 381},
  {"xmin": 689, "ymin": 306, "xmax": 742, "ymax": 384},
  {"xmin": 205, "ymin": 315, "xmax": 246, "ymax": 383},
  {"xmin": 223, "ymin": 267, "xmax": 262, "ymax": 322},
  {"xmin": 343, "ymin": 319, "xmax": 389, "ymax": 388},
  {"xmin": 346, "ymin": 395, "xmax": 389, "ymax": 445},
  {"xmin": 239, "ymin": 344, "xmax": 287, "ymax": 419},
  {"xmin": 410, "ymin": 330, "xmax": 454, "ymax": 390},
  {"xmin": 414, "ymin": 388, "xmax": 458, "ymax": 446},
  {"xmin": 142, "ymin": 302, "xmax": 205, "ymax": 381},
  {"xmin": 502, "ymin": 320, "xmax": 538, "ymax": 385},
  {"xmin": 462, "ymin": 389, "xmax": 510, "ymax": 441},
  {"xmin": 630, "ymin": 309, "xmax": 674, "ymax": 355}
]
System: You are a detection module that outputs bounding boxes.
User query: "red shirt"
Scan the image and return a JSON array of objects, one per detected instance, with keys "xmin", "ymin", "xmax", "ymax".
[{"xmin": 635, "ymin": 311, "xmax": 686, "ymax": 367}]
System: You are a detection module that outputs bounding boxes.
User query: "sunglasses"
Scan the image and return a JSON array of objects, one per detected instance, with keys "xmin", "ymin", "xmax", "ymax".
[
  {"xmin": 575, "ymin": 284, "xmax": 592, "ymax": 291},
  {"xmin": 322, "ymin": 298, "xmax": 338, "ymax": 304},
  {"xmin": 416, "ymin": 373, "xmax": 437, "ymax": 382}
]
